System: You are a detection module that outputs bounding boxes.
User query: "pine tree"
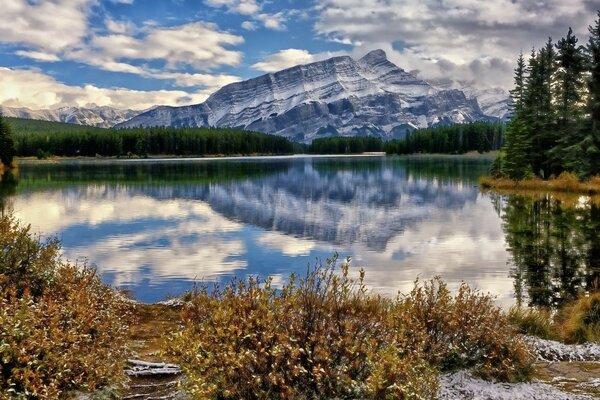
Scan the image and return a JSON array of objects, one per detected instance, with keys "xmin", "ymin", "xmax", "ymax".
[
  {"xmin": 0, "ymin": 114, "xmax": 15, "ymax": 168},
  {"xmin": 552, "ymin": 28, "xmax": 588, "ymax": 175},
  {"xmin": 582, "ymin": 11, "xmax": 600, "ymax": 176},
  {"xmin": 502, "ymin": 53, "xmax": 533, "ymax": 179},
  {"xmin": 510, "ymin": 53, "xmax": 527, "ymax": 115}
]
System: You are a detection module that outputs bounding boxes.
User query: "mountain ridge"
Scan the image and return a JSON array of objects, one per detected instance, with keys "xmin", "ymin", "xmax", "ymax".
[
  {"xmin": 117, "ymin": 50, "xmax": 508, "ymax": 142},
  {"xmin": 0, "ymin": 105, "xmax": 140, "ymax": 128}
]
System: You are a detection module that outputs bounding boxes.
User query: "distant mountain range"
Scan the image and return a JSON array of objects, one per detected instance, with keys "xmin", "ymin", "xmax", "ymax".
[
  {"xmin": 0, "ymin": 105, "xmax": 139, "ymax": 128},
  {"xmin": 117, "ymin": 50, "xmax": 510, "ymax": 142},
  {"xmin": 2, "ymin": 50, "xmax": 510, "ymax": 139}
]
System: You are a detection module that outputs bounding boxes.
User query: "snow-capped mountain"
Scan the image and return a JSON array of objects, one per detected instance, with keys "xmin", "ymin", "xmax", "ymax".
[
  {"xmin": 0, "ymin": 105, "xmax": 140, "ymax": 128},
  {"xmin": 429, "ymin": 79, "xmax": 511, "ymax": 120},
  {"xmin": 117, "ymin": 50, "xmax": 499, "ymax": 142}
]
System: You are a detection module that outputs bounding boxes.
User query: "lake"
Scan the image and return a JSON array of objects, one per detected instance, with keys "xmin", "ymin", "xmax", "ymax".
[{"xmin": 2, "ymin": 156, "xmax": 598, "ymax": 306}]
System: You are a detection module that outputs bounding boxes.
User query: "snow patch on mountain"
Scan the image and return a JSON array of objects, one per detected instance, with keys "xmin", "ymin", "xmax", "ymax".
[
  {"xmin": 0, "ymin": 105, "xmax": 140, "ymax": 128},
  {"xmin": 118, "ymin": 50, "xmax": 497, "ymax": 142}
]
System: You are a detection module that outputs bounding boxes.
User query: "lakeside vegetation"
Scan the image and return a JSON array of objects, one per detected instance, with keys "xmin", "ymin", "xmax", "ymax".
[
  {"xmin": 490, "ymin": 12, "xmax": 600, "ymax": 182},
  {"xmin": 385, "ymin": 122, "xmax": 505, "ymax": 155},
  {"xmin": 0, "ymin": 215, "xmax": 132, "ymax": 398}
]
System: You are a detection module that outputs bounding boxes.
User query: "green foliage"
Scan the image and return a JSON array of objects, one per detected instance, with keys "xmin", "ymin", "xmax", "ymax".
[
  {"xmin": 384, "ymin": 122, "xmax": 505, "ymax": 155},
  {"xmin": 0, "ymin": 215, "xmax": 132, "ymax": 398},
  {"xmin": 0, "ymin": 115, "xmax": 16, "ymax": 168},
  {"xmin": 309, "ymin": 136, "xmax": 383, "ymax": 154},
  {"xmin": 168, "ymin": 258, "xmax": 533, "ymax": 399},
  {"xmin": 498, "ymin": 12, "xmax": 600, "ymax": 179},
  {"xmin": 10, "ymin": 118, "xmax": 294, "ymax": 157}
]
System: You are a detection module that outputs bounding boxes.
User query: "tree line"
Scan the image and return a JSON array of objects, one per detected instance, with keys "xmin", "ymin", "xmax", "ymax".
[
  {"xmin": 12, "ymin": 123, "xmax": 294, "ymax": 158},
  {"xmin": 308, "ymin": 136, "xmax": 384, "ymax": 154},
  {"xmin": 384, "ymin": 122, "xmax": 505, "ymax": 155},
  {"xmin": 496, "ymin": 11, "xmax": 600, "ymax": 179}
]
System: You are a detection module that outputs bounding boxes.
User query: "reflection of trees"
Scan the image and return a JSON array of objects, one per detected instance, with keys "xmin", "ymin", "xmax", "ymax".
[
  {"xmin": 0, "ymin": 171, "xmax": 17, "ymax": 217},
  {"xmin": 502, "ymin": 194, "xmax": 600, "ymax": 308}
]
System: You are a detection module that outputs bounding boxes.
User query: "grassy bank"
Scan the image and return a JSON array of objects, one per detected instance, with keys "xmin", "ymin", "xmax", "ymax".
[{"xmin": 480, "ymin": 172, "xmax": 600, "ymax": 195}]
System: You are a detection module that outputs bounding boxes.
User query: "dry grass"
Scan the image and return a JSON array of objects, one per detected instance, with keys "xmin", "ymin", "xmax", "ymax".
[
  {"xmin": 556, "ymin": 292, "xmax": 600, "ymax": 344},
  {"xmin": 508, "ymin": 307, "xmax": 559, "ymax": 341},
  {"xmin": 480, "ymin": 172, "xmax": 600, "ymax": 195}
]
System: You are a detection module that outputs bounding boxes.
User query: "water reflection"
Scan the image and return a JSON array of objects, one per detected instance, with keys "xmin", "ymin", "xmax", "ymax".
[
  {"xmin": 2, "ymin": 157, "xmax": 519, "ymax": 302},
  {"xmin": 501, "ymin": 194, "xmax": 600, "ymax": 308}
]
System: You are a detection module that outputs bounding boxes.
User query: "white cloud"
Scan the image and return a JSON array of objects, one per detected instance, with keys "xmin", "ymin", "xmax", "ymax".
[
  {"xmin": 205, "ymin": 0, "xmax": 260, "ymax": 15},
  {"xmin": 0, "ymin": 0, "xmax": 94, "ymax": 54},
  {"xmin": 252, "ymin": 49, "xmax": 316, "ymax": 72},
  {"xmin": 205, "ymin": 0, "xmax": 287, "ymax": 30},
  {"xmin": 241, "ymin": 21, "xmax": 257, "ymax": 31},
  {"xmin": 14, "ymin": 51, "xmax": 61, "ymax": 63},
  {"xmin": 0, "ymin": 1, "xmax": 243, "ymax": 90},
  {"xmin": 0, "ymin": 67, "xmax": 213, "ymax": 110},
  {"xmin": 79, "ymin": 22, "xmax": 243, "ymax": 71},
  {"xmin": 252, "ymin": 48, "xmax": 348, "ymax": 72},
  {"xmin": 314, "ymin": 0, "xmax": 600, "ymax": 89}
]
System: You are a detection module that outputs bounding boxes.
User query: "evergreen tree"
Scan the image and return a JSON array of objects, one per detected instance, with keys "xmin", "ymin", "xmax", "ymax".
[
  {"xmin": 510, "ymin": 52, "xmax": 527, "ymax": 115},
  {"xmin": 581, "ymin": 11, "xmax": 600, "ymax": 176},
  {"xmin": 502, "ymin": 53, "xmax": 532, "ymax": 178},
  {"xmin": 0, "ymin": 114, "xmax": 15, "ymax": 168},
  {"xmin": 552, "ymin": 28, "xmax": 588, "ymax": 175}
]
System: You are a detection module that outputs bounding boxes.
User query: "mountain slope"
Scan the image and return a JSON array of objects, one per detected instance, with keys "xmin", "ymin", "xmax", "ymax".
[
  {"xmin": 0, "ymin": 105, "xmax": 140, "ymax": 128},
  {"xmin": 118, "ymin": 50, "xmax": 496, "ymax": 141}
]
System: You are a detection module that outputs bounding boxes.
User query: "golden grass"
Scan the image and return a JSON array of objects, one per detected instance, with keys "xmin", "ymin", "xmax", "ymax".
[
  {"xmin": 556, "ymin": 292, "xmax": 600, "ymax": 344},
  {"xmin": 480, "ymin": 172, "xmax": 600, "ymax": 195}
]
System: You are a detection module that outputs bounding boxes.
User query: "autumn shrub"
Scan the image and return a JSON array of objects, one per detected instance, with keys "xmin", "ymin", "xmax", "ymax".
[
  {"xmin": 552, "ymin": 171, "xmax": 581, "ymax": 192},
  {"xmin": 396, "ymin": 278, "xmax": 534, "ymax": 382},
  {"xmin": 556, "ymin": 291, "xmax": 600, "ymax": 344},
  {"xmin": 0, "ymin": 216, "xmax": 132, "ymax": 398},
  {"xmin": 168, "ymin": 259, "xmax": 535, "ymax": 399},
  {"xmin": 168, "ymin": 256, "xmax": 439, "ymax": 400},
  {"xmin": 508, "ymin": 306, "xmax": 558, "ymax": 340}
]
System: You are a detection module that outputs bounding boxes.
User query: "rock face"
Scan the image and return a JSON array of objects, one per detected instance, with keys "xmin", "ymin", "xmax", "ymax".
[
  {"xmin": 0, "ymin": 105, "xmax": 140, "ymax": 128},
  {"xmin": 117, "ymin": 50, "xmax": 502, "ymax": 142}
]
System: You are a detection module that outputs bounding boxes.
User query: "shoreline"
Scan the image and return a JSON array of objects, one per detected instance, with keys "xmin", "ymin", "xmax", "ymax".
[
  {"xmin": 15, "ymin": 151, "xmax": 499, "ymax": 165},
  {"xmin": 480, "ymin": 174, "xmax": 600, "ymax": 195}
]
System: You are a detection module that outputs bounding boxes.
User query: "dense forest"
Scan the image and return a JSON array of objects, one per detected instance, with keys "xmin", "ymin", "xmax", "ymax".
[
  {"xmin": 496, "ymin": 11, "xmax": 600, "ymax": 179},
  {"xmin": 384, "ymin": 122, "xmax": 505, "ymax": 155},
  {"xmin": 9, "ymin": 119, "xmax": 294, "ymax": 157},
  {"xmin": 308, "ymin": 136, "xmax": 383, "ymax": 154}
]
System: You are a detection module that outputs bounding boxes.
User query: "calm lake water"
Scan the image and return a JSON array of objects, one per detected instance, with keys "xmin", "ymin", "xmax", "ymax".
[{"xmin": 2, "ymin": 156, "xmax": 598, "ymax": 305}]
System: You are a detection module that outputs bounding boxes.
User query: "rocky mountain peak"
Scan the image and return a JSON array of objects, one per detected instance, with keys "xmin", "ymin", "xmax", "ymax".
[
  {"xmin": 358, "ymin": 49, "xmax": 388, "ymax": 65},
  {"xmin": 117, "ymin": 51, "xmax": 506, "ymax": 142}
]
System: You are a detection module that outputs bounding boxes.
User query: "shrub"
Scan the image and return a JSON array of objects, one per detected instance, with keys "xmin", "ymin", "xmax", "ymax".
[
  {"xmin": 556, "ymin": 292, "xmax": 600, "ymax": 343},
  {"xmin": 552, "ymin": 171, "xmax": 581, "ymax": 192},
  {"xmin": 0, "ymin": 216, "xmax": 132, "ymax": 398},
  {"xmin": 508, "ymin": 306, "xmax": 559, "ymax": 340},
  {"xmin": 168, "ymin": 259, "xmax": 534, "ymax": 399},
  {"xmin": 396, "ymin": 278, "xmax": 534, "ymax": 382},
  {"xmin": 168, "ymin": 256, "xmax": 439, "ymax": 400}
]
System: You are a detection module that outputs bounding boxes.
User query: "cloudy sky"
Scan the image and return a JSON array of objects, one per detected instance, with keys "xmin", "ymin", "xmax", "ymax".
[{"xmin": 1, "ymin": 0, "xmax": 598, "ymax": 110}]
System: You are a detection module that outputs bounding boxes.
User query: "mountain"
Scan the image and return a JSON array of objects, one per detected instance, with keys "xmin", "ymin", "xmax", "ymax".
[
  {"xmin": 429, "ymin": 79, "xmax": 511, "ymax": 120},
  {"xmin": 117, "ymin": 50, "xmax": 499, "ymax": 142},
  {"xmin": 0, "ymin": 105, "xmax": 140, "ymax": 128}
]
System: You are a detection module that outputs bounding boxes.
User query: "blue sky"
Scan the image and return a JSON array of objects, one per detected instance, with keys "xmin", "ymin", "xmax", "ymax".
[{"xmin": 0, "ymin": 0, "xmax": 598, "ymax": 110}]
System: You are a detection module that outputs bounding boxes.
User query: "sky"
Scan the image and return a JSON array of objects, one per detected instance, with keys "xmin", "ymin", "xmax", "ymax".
[{"xmin": 0, "ymin": 0, "xmax": 599, "ymax": 111}]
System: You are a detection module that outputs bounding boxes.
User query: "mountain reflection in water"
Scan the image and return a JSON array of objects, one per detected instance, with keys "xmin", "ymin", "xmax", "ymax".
[{"xmin": 3, "ymin": 156, "xmax": 596, "ymax": 305}]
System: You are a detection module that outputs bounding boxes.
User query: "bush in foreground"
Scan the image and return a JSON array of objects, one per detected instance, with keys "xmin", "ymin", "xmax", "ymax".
[
  {"xmin": 0, "ymin": 216, "xmax": 132, "ymax": 398},
  {"xmin": 168, "ymin": 257, "xmax": 533, "ymax": 399}
]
